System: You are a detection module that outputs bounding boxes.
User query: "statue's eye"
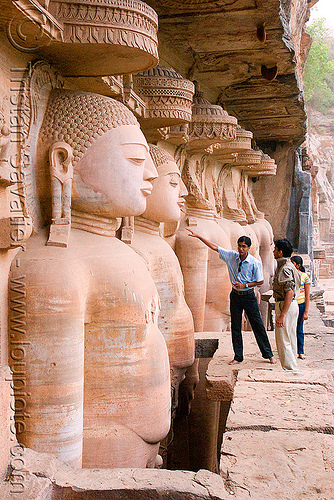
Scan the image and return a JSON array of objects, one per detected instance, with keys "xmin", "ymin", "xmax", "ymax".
[
  {"xmin": 128, "ymin": 157, "xmax": 145, "ymax": 165},
  {"xmin": 121, "ymin": 144, "xmax": 147, "ymax": 165},
  {"xmin": 169, "ymin": 173, "xmax": 179, "ymax": 187}
]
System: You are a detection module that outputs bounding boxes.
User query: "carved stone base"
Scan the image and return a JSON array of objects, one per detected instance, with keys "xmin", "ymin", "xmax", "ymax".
[{"xmin": 47, "ymin": 220, "xmax": 71, "ymax": 247}]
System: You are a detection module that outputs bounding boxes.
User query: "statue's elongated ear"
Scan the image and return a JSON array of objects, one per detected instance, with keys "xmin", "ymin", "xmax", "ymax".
[
  {"xmin": 47, "ymin": 142, "xmax": 74, "ymax": 248},
  {"xmin": 49, "ymin": 141, "xmax": 73, "ymax": 182}
]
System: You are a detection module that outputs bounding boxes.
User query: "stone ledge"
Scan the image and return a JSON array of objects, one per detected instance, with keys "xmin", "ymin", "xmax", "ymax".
[
  {"xmin": 194, "ymin": 332, "xmax": 220, "ymax": 359},
  {"xmin": 206, "ymin": 355, "xmax": 238, "ymax": 402},
  {"xmin": 236, "ymin": 367, "xmax": 334, "ymax": 389},
  {"xmin": 0, "ymin": 473, "xmax": 53, "ymax": 500},
  {"xmin": 5, "ymin": 448, "xmax": 230, "ymax": 499}
]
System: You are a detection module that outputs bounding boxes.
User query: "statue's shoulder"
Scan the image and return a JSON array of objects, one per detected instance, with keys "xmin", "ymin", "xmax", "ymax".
[{"xmin": 10, "ymin": 230, "xmax": 86, "ymax": 281}]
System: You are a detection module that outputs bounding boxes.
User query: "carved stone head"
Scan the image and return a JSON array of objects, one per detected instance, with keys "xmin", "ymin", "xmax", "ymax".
[
  {"xmin": 36, "ymin": 89, "xmax": 157, "ymax": 224},
  {"xmin": 142, "ymin": 144, "xmax": 187, "ymax": 223}
]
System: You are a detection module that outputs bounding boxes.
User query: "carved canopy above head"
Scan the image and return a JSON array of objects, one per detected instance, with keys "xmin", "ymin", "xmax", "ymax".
[
  {"xmin": 233, "ymin": 126, "xmax": 253, "ymax": 149},
  {"xmin": 210, "ymin": 125, "xmax": 253, "ymax": 159},
  {"xmin": 186, "ymin": 92, "xmax": 237, "ymax": 152},
  {"xmin": 244, "ymin": 152, "xmax": 277, "ymax": 176},
  {"xmin": 40, "ymin": 0, "xmax": 159, "ymax": 76},
  {"xmin": 230, "ymin": 149, "xmax": 262, "ymax": 170},
  {"xmin": 133, "ymin": 66, "xmax": 195, "ymax": 129}
]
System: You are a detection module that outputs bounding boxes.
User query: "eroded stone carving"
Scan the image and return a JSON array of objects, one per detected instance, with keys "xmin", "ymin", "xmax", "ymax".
[
  {"xmin": 217, "ymin": 165, "xmax": 248, "ymax": 224},
  {"xmin": 0, "ymin": 94, "xmax": 33, "ymax": 249},
  {"xmin": 13, "ymin": 60, "xmax": 63, "ymax": 229},
  {"xmin": 9, "ymin": 89, "xmax": 171, "ymax": 469},
  {"xmin": 241, "ymin": 172, "xmax": 264, "ymax": 221},
  {"xmin": 177, "ymin": 165, "xmax": 232, "ymax": 332},
  {"xmin": 0, "ymin": 101, "xmax": 11, "ymax": 187},
  {"xmin": 211, "ymin": 147, "xmax": 276, "ymax": 327}
]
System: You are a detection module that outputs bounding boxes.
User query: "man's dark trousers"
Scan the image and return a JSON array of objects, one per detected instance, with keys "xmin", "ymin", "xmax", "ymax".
[{"xmin": 230, "ymin": 289, "xmax": 273, "ymax": 362}]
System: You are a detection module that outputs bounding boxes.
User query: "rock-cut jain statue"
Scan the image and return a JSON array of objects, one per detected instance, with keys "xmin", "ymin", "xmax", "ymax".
[
  {"xmin": 8, "ymin": 90, "xmax": 171, "ymax": 469},
  {"xmin": 131, "ymin": 144, "xmax": 195, "ymax": 413}
]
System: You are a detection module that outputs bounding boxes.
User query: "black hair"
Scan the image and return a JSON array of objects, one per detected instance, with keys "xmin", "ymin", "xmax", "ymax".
[
  {"xmin": 274, "ymin": 238, "xmax": 293, "ymax": 258},
  {"xmin": 291, "ymin": 255, "xmax": 305, "ymax": 272},
  {"xmin": 237, "ymin": 235, "xmax": 251, "ymax": 247}
]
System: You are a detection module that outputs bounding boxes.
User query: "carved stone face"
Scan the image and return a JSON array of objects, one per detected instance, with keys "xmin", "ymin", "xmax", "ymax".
[
  {"xmin": 72, "ymin": 125, "xmax": 158, "ymax": 218},
  {"xmin": 143, "ymin": 163, "xmax": 188, "ymax": 223}
]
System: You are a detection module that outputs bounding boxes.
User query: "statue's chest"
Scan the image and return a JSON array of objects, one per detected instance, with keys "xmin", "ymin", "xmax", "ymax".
[
  {"xmin": 82, "ymin": 243, "xmax": 159, "ymax": 325},
  {"xmin": 131, "ymin": 234, "xmax": 184, "ymax": 299}
]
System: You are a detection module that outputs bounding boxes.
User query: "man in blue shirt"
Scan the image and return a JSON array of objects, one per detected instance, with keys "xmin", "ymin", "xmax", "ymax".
[{"xmin": 187, "ymin": 229, "xmax": 276, "ymax": 365}]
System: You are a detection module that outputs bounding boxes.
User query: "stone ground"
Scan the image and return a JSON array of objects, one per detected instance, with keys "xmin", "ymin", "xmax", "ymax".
[{"xmin": 213, "ymin": 299, "xmax": 334, "ymax": 499}]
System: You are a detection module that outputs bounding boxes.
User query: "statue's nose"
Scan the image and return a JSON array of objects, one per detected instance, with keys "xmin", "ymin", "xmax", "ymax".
[
  {"xmin": 144, "ymin": 152, "xmax": 158, "ymax": 181},
  {"xmin": 179, "ymin": 178, "xmax": 188, "ymax": 197}
]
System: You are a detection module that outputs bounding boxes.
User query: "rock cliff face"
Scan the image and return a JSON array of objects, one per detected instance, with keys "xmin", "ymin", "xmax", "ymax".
[
  {"xmin": 307, "ymin": 106, "xmax": 334, "ymax": 278},
  {"xmin": 146, "ymin": 0, "xmax": 308, "ymax": 144}
]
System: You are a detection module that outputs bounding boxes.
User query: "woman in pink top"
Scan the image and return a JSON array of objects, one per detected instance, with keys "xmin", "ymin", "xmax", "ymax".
[{"xmin": 291, "ymin": 256, "xmax": 311, "ymax": 359}]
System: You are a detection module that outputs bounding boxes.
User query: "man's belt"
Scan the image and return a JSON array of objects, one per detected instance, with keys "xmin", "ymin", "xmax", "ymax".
[{"xmin": 231, "ymin": 287, "xmax": 254, "ymax": 295}]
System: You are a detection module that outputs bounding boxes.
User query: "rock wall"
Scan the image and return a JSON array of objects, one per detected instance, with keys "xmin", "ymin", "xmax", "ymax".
[
  {"xmin": 252, "ymin": 143, "xmax": 296, "ymax": 238},
  {"xmin": 307, "ymin": 107, "xmax": 334, "ymax": 278}
]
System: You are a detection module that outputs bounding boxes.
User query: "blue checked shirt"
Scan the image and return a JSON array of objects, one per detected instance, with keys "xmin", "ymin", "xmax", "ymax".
[{"xmin": 218, "ymin": 247, "xmax": 264, "ymax": 290}]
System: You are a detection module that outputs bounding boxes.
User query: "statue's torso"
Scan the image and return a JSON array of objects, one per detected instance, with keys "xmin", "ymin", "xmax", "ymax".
[
  {"xmin": 176, "ymin": 214, "xmax": 232, "ymax": 332},
  {"xmin": 131, "ymin": 229, "xmax": 195, "ymax": 369},
  {"xmin": 10, "ymin": 229, "xmax": 171, "ymax": 467}
]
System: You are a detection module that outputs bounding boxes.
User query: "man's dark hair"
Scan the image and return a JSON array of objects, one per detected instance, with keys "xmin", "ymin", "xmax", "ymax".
[
  {"xmin": 274, "ymin": 238, "xmax": 293, "ymax": 257},
  {"xmin": 238, "ymin": 235, "xmax": 251, "ymax": 247}
]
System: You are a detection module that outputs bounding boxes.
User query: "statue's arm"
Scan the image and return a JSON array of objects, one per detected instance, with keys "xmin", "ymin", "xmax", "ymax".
[{"xmin": 8, "ymin": 256, "xmax": 87, "ymax": 465}]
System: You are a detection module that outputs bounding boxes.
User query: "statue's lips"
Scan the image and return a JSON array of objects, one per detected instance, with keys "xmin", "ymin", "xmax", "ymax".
[
  {"xmin": 141, "ymin": 187, "xmax": 153, "ymax": 196},
  {"xmin": 178, "ymin": 200, "xmax": 186, "ymax": 211}
]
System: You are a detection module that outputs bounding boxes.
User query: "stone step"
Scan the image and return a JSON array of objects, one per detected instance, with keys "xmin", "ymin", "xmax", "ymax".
[{"xmin": 227, "ymin": 371, "xmax": 333, "ymax": 432}]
